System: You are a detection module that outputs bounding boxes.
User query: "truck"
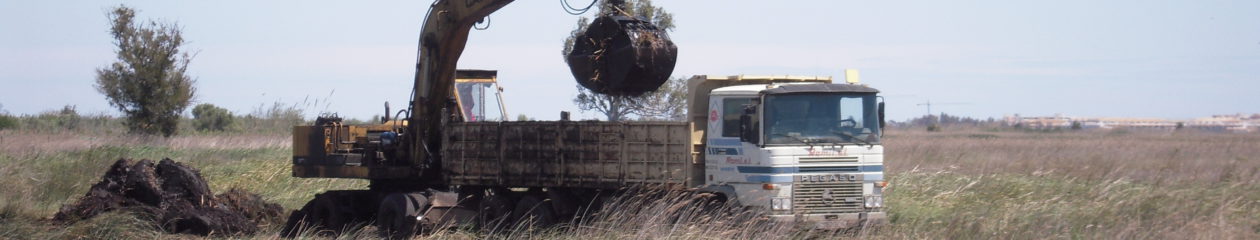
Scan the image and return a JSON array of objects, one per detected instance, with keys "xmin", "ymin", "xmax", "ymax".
[{"xmin": 280, "ymin": 0, "xmax": 887, "ymax": 237}]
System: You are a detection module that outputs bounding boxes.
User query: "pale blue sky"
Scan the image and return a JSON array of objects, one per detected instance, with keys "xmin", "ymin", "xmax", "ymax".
[{"xmin": 2, "ymin": 0, "xmax": 1258, "ymax": 121}]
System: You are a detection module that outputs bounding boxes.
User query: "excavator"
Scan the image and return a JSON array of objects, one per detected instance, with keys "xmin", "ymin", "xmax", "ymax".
[{"xmin": 280, "ymin": 0, "xmax": 678, "ymax": 237}]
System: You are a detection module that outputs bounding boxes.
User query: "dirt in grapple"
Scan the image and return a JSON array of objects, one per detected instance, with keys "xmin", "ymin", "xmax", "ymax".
[
  {"xmin": 53, "ymin": 158, "xmax": 283, "ymax": 236},
  {"xmin": 566, "ymin": 15, "xmax": 677, "ymax": 96}
]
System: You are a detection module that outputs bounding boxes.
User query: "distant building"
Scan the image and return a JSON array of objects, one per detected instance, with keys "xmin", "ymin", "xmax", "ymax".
[
  {"xmin": 1005, "ymin": 114, "xmax": 1073, "ymax": 129},
  {"xmin": 1004, "ymin": 113, "xmax": 1258, "ymax": 133},
  {"xmin": 1186, "ymin": 114, "xmax": 1254, "ymax": 133}
]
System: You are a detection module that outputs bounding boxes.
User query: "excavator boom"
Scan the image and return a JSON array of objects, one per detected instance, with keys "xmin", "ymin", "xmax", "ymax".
[
  {"xmin": 283, "ymin": 1, "xmax": 686, "ymax": 236},
  {"xmin": 408, "ymin": 0, "xmax": 514, "ymax": 171}
]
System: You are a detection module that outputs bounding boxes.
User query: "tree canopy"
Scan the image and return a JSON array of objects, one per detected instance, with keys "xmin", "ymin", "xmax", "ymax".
[{"xmin": 95, "ymin": 5, "xmax": 196, "ymax": 137}]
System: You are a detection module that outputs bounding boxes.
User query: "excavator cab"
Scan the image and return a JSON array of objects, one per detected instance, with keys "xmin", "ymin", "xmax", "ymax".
[{"xmin": 452, "ymin": 70, "xmax": 507, "ymax": 122}]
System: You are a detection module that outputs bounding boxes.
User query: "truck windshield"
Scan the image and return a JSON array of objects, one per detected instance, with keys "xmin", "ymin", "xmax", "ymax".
[{"xmin": 763, "ymin": 93, "xmax": 880, "ymax": 145}]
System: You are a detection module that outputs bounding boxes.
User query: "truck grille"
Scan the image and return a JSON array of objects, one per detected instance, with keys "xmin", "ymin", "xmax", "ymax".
[
  {"xmin": 798, "ymin": 166, "xmax": 859, "ymax": 173},
  {"xmin": 798, "ymin": 156, "xmax": 859, "ymax": 164},
  {"xmin": 793, "ymin": 182, "xmax": 863, "ymax": 214}
]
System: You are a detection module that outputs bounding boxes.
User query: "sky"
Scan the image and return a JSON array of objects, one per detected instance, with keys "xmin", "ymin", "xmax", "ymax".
[{"xmin": 2, "ymin": 0, "xmax": 1258, "ymax": 121}]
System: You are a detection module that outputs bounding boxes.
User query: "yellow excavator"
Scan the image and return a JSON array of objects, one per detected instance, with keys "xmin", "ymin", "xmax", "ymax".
[{"xmin": 281, "ymin": 0, "xmax": 678, "ymax": 237}]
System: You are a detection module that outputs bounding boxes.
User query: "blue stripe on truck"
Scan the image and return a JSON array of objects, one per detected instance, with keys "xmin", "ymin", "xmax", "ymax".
[
  {"xmin": 744, "ymin": 175, "xmax": 795, "ymax": 183},
  {"xmin": 708, "ymin": 138, "xmax": 742, "ymax": 146},
  {"xmin": 737, "ymin": 165, "xmax": 882, "ymax": 174}
]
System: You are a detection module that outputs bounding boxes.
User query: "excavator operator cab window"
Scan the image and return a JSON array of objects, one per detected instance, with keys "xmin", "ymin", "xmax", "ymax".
[{"xmin": 453, "ymin": 70, "xmax": 508, "ymax": 122}]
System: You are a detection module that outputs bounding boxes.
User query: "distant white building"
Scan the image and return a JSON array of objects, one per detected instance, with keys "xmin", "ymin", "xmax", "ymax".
[{"xmin": 1005, "ymin": 113, "xmax": 1258, "ymax": 133}]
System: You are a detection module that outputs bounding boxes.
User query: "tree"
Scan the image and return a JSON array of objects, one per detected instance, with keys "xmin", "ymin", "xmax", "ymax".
[
  {"xmin": 566, "ymin": 0, "xmax": 679, "ymax": 121},
  {"xmin": 629, "ymin": 77, "xmax": 687, "ymax": 121},
  {"xmin": 572, "ymin": 76, "xmax": 687, "ymax": 121},
  {"xmin": 95, "ymin": 5, "xmax": 196, "ymax": 137},
  {"xmin": 574, "ymin": 85, "xmax": 636, "ymax": 121},
  {"xmin": 515, "ymin": 114, "xmax": 535, "ymax": 121},
  {"xmin": 191, "ymin": 103, "xmax": 235, "ymax": 132}
]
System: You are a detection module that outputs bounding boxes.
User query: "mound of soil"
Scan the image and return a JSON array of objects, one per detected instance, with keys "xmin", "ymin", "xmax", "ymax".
[{"xmin": 54, "ymin": 158, "xmax": 283, "ymax": 236}]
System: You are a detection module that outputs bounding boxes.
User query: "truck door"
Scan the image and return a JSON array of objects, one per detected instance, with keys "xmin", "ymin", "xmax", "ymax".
[{"xmin": 705, "ymin": 96, "xmax": 756, "ymax": 183}]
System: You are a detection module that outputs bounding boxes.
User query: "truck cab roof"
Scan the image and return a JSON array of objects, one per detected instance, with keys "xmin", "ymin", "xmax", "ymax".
[
  {"xmin": 711, "ymin": 83, "xmax": 879, "ymax": 96},
  {"xmin": 763, "ymin": 83, "xmax": 880, "ymax": 94}
]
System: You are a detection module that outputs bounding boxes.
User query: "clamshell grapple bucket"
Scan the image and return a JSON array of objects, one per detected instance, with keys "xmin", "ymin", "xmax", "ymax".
[{"xmin": 566, "ymin": 15, "xmax": 678, "ymax": 96}]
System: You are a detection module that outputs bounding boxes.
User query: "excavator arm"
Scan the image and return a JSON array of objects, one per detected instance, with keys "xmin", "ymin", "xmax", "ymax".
[
  {"xmin": 282, "ymin": 1, "xmax": 680, "ymax": 236},
  {"xmin": 407, "ymin": 0, "xmax": 514, "ymax": 172},
  {"xmin": 290, "ymin": 0, "xmax": 676, "ymax": 182}
]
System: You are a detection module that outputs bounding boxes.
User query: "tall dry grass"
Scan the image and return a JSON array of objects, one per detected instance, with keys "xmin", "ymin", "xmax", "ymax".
[
  {"xmin": 1, "ymin": 128, "xmax": 1258, "ymax": 239},
  {"xmin": 0, "ymin": 131, "xmax": 290, "ymax": 158},
  {"xmin": 0, "ymin": 130, "xmax": 363, "ymax": 239},
  {"xmin": 886, "ymin": 129, "xmax": 1260, "ymax": 184},
  {"xmin": 879, "ymin": 129, "xmax": 1260, "ymax": 239}
]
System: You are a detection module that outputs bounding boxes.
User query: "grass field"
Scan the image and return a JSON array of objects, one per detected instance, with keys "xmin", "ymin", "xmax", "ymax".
[{"xmin": 1, "ymin": 128, "xmax": 1257, "ymax": 239}]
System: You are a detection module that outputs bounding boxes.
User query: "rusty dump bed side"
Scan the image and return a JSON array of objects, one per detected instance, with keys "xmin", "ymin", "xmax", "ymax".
[{"xmin": 442, "ymin": 121, "xmax": 699, "ymax": 189}]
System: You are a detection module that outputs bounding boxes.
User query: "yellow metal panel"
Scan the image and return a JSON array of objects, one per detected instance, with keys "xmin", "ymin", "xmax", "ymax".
[
  {"xmin": 292, "ymin": 126, "xmax": 312, "ymax": 157},
  {"xmin": 455, "ymin": 78, "xmax": 498, "ymax": 83},
  {"xmin": 845, "ymin": 69, "xmax": 861, "ymax": 84}
]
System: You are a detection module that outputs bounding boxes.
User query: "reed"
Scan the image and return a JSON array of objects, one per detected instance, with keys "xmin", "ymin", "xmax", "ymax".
[{"xmin": 1, "ymin": 129, "xmax": 1257, "ymax": 239}]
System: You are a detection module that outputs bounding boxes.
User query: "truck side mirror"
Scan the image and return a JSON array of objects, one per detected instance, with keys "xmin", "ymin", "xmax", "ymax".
[
  {"xmin": 878, "ymin": 101, "xmax": 886, "ymax": 131},
  {"xmin": 739, "ymin": 106, "xmax": 759, "ymax": 143}
]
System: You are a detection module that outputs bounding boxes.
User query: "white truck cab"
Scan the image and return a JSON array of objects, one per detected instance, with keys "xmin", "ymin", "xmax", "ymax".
[{"xmin": 692, "ymin": 73, "xmax": 887, "ymax": 229}]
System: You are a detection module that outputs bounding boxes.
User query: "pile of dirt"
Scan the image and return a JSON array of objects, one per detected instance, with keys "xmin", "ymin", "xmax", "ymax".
[{"xmin": 53, "ymin": 158, "xmax": 284, "ymax": 236}]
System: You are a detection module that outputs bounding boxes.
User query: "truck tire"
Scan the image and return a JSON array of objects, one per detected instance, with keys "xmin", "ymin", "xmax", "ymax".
[
  {"xmin": 279, "ymin": 193, "xmax": 350, "ymax": 237},
  {"xmin": 376, "ymin": 193, "xmax": 427, "ymax": 239},
  {"xmin": 309, "ymin": 194, "xmax": 350, "ymax": 235},
  {"xmin": 477, "ymin": 190, "xmax": 514, "ymax": 230},
  {"xmin": 511, "ymin": 195, "xmax": 556, "ymax": 228},
  {"xmin": 694, "ymin": 192, "xmax": 727, "ymax": 213}
]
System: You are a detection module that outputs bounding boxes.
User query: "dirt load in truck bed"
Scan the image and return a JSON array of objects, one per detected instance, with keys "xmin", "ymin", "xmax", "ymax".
[{"xmin": 53, "ymin": 158, "xmax": 283, "ymax": 236}]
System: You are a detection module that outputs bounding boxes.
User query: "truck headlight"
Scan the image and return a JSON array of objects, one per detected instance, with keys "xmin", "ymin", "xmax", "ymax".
[
  {"xmin": 864, "ymin": 195, "xmax": 883, "ymax": 208},
  {"xmin": 771, "ymin": 197, "xmax": 792, "ymax": 210}
]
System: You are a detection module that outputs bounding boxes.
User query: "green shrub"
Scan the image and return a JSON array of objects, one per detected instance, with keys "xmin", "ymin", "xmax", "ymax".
[
  {"xmin": 17, "ymin": 105, "xmax": 83, "ymax": 132},
  {"xmin": 927, "ymin": 124, "xmax": 941, "ymax": 132},
  {"xmin": 191, "ymin": 103, "xmax": 235, "ymax": 132},
  {"xmin": 0, "ymin": 103, "xmax": 11, "ymax": 130},
  {"xmin": 0, "ymin": 114, "xmax": 16, "ymax": 130},
  {"xmin": 236, "ymin": 102, "xmax": 308, "ymax": 133}
]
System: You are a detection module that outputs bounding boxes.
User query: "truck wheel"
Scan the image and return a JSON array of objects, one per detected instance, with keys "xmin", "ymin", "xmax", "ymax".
[
  {"xmin": 278, "ymin": 193, "xmax": 350, "ymax": 236},
  {"xmin": 511, "ymin": 195, "xmax": 556, "ymax": 228},
  {"xmin": 572, "ymin": 193, "xmax": 610, "ymax": 224},
  {"xmin": 694, "ymin": 193, "xmax": 728, "ymax": 214},
  {"xmin": 280, "ymin": 205, "xmax": 312, "ymax": 237},
  {"xmin": 309, "ymin": 194, "xmax": 350, "ymax": 235},
  {"xmin": 477, "ymin": 190, "xmax": 514, "ymax": 230},
  {"xmin": 376, "ymin": 193, "xmax": 427, "ymax": 239},
  {"xmin": 281, "ymin": 193, "xmax": 346, "ymax": 237}
]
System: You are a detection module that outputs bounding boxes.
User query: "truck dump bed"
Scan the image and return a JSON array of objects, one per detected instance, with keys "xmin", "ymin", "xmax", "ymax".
[{"xmin": 442, "ymin": 121, "xmax": 699, "ymax": 189}]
